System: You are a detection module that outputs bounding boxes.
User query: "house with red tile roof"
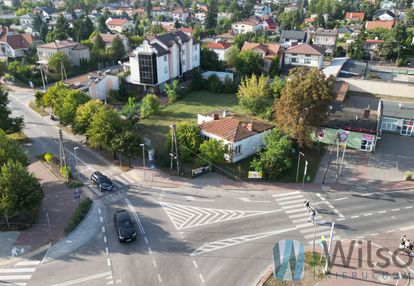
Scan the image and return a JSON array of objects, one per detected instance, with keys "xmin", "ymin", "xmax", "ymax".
[
  {"xmin": 365, "ymin": 20, "xmax": 395, "ymax": 30},
  {"xmin": 241, "ymin": 42, "xmax": 281, "ymax": 72},
  {"xmin": 345, "ymin": 12, "xmax": 365, "ymax": 21},
  {"xmin": 204, "ymin": 41, "xmax": 232, "ymax": 61},
  {"xmin": 363, "ymin": 39, "xmax": 384, "ymax": 59},
  {"xmin": 283, "ymin": 44, "xmax": 326, "ymax": 69},
  {"xmin": 106, "ymin": 18, "xmax": 130, "ymax": 33},
  {"xmin": 198, "ymin": 110, "xmax": 274, "ymax": 163},
  {"xmin": 0, "ymin": 26, "xmax": 33, "ymax": 58}
]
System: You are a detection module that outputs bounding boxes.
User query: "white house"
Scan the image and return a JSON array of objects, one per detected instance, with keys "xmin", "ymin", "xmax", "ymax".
[
  {"xmin": 363, "ymin": 39, "xmax": 384, "ymax": 59},
  {"xmin": 37, "ymin": 40, "xmax": 90, "ymax": 66},
  {"xmin": 128, "ymin": 31, "xmax": 200, "ymax": 92},
  {"xmin": 231, "ymin": 19, "xmax": 264, "ymax": 34},
  {"xmin": 106, "ymin": 18, "xmax": 130, "ymax": 33},
  {"xmin": 283, "ymin": 44, "xmax": 325, "ymax": 69},
  {"xmin": 172, "ymin": 7, "xmax": 189, "ymax": 22},
  {"xmin": 0, "ymin": 26, "xmax": 33, "ymax": 58},
  {"xmin": 198, "ymin": 111, "xmax": 273, "ymax": 163},
  {"xmin": 253, "ymin": 5, "xmax": 272, "ymax": 17},
  {"xmin": 195, "ymin": 12, "xmax": 206, "ymax": 24},
  {"xmin": 313, "ymin": 29, "xmax": 338, "ymax": 54},
  {"xmin": 204, "ymin": 41, "xmax": 232, "ymax": 61}
]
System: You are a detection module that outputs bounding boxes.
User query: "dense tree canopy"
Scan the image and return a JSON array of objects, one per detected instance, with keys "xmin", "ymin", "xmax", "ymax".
[
  {"xmin": 167, "ymin": 121, "xmax": 202, "ymax": 162},
  {"xmin": 0, "ymin": 86, "xmax": 23, "ymax": 134},
  {"xmin": 235, "ymin": 50, "xmax": 264, "ymax": 76},
  {"xmin": 74, "ymin": 100, "xmax": 105, "ymax": 134},
  {"xmin": 237, "ymin": 74, "xmax": 270, "ymax": 115}
]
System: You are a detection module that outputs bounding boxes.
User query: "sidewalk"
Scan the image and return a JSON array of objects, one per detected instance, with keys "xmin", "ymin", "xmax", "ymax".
[{"xmin": 0, "ymin": 161, "xmax": 77, "ymax": 261}]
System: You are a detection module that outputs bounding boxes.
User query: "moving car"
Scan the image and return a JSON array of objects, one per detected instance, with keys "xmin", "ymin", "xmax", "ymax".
[
  {"xmin": 90, "ymin": 171, "xmax": 113, "ymax": 191},
  {"xmin": 114, "ymin": 210, "xmax": 137, "ymax": 242}
]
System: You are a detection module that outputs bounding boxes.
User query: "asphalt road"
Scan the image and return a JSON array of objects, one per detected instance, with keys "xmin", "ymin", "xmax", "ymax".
[{"xmin": 4, "ymin": 90, "xmax": 414, "ymax": 286}]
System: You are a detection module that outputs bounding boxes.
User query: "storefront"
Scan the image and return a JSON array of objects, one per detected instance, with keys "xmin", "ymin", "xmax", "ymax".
[{"xmin": 381, "ymin": 117, "xmax": 414, "ymax": 137}]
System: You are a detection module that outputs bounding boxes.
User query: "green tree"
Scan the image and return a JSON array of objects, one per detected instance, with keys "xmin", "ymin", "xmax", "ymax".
[
  {"xmin": 200, "ymin": 48, "xmax": 223, "ymax": 70},
  {"xmin": 97, "ymin": 16, "xmax": 109, "ymax": 33},
  {"xmin": 33, "ymin": 12, "xmax": 43, "ymax": 32},
  {"xmin": 268, "ymin": 56, "xmax": 280, "ymax": 77},
  {"xmin": 86, "ymin": 107, "xmax": 122, "ymax": 150},
  {"xmin": 140, "ymin": 94, "xmax": 159, "ymax": 119},
  {"xmin": 165, "ymin": 80, "xmax": 179, "ymax": 104},
  {"xmin": 42, "ymin": 81, "xmax": 68, "ymax": 109},
  {"xmin": 82, "ymin": 17, "xmax": 95, "ymax": 39},
  {"xmin": 198, "ymin": 139, "xmax": 225, "ymax": 164},
  {"xmin": 111, "ymin": 35, "xmax": 126, "ymax": 60},
  {"xmin": 54, "ymin": 14, "xmax": 71, "ymax": 40},
  {"xmin": 0, "ymin": 86, "xmax": 23, "ymax": 134},
  {"xmin": 275, "ymin": 67, "xmax": 335, "ymax": 147},
  {"xmin": 57, "ymin": 90, "xmax": 90, "ymax": 126},
  {"xmin": 205, "ymin": 0, "xmax": 218, "ymax": 30},
  {"xmin": 237, "ymin": 74, "xmax": 270, "ymax": 115},
  {"xmin": 167, "ymin": 121, "xmax": 202, "ymax": 162},
  {"xmin": 0, "ymin": 159, "xmax": 43, "ymax": 227},
  {"xmin": 272, "ymin": 75, "xmax": 285, "ymax": 98},
  {"xmin": 278, "ymin": 11, "xmax": 303, "ymax": 30},
  {"xmin": 91, "ymin": 33, "xmax": 106, "ymax": 61},
  {"xmin": 0, "ymin": 130, "xmax": 27, "ymax": 167},
  {"xmin": 121, "ymin": 97, "xmax": 138, "ymax": 120},
  {"xmin": 111, "ymin": 131, "xmax": 141, "ymax": 167},
  {"xmin": 39, "ymin": 22, "xmax": 49, "ymax": 42},
  {"xmin": 348, "ymin": 32, "xmax": 366, "ymax": 60},
  {"xmin": 48, "ymin": 52, "xmax": 71, "ymax": 75},
  {"xmin": 225, "ymin": 46, "xmax": 239, "ymax": 68},
  {"xmin": 144, "ymin": 0, "xmax": 152, "ymax": 18},
  {"xmin": 235, "ymin": 50, "xmax": 264, "ymax": 76},
  {"xmin": 73, "ymin": 100, "xmax": 104, "ymax": 134}
]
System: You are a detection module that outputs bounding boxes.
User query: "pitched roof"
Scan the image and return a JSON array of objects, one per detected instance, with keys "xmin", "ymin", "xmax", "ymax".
[
  {"xmin": 284, "ymin": 44, "xmax": 325, "ymax": 55},
  {"xmin": 337, "ymin": 26, "xmax": 353, "ymax": 34},
  {"xmin": 365, "ymin": 39, "xmax": 384, "ymax": 43},
  {"xmin": 241, "ymin": 42, "xmax": 280, "ymax": 58},
  {"xmin": 316, "ymin": 29, "xmax": 338, "ymax": 37},
  {"xmin": 345, "ymin": 12, "xmax": 365, "ymax": 20},
  {"xmin": 151, "ymin": 42, "xmax": 169, "ymax": 56},
  {"xmin": 304, "ymin": 17, "xmax": 316, "ymax": 23},
  {"xmin": 200, "ymin": 117, "xmax": 273, "ymax": 142},
  {"xmin": 365, "ymin": 20, "xmax": 395, "ymax": 30},
  {"xmin": 38, "ymin": 40, "xmax": 88, "ymax": 50},
  {"xmin": 107, "ymin": 18, "xmax": 129, "ymax": 26},
  {"xmin": 98, "ymin": 33, "xmax": 126, "ymax": 44},
  {"xmin": 233, "ymin": 20, "xmax": 260, "ymax": 26},
  {"xmin": 0, "ymin": 27, "xmax": 33, "ymax": 50},
  {"xmin": 281, "ymin": 30, "xmax": 307, "ymax": 40},
  {"xmin": 204, "ymin": 41, "xmax": 232, "ymax": 50},
  {"xmin": 374, "ymin": 9, "xmax": 395, "ymax": 19},
  {"xmin": 153, "ymin": 30, "xmax": 190, "ymax": 47}
]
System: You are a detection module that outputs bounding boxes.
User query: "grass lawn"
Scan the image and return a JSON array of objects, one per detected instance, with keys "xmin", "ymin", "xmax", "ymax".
[{"xmin": 138, "ymin": 90, "xmax": 244, "ymax": 147}]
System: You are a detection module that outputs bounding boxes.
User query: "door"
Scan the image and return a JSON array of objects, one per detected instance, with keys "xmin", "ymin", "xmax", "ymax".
[{"xmin": 401, "ymin": 124, "xmax": 413, "ymax": 136}]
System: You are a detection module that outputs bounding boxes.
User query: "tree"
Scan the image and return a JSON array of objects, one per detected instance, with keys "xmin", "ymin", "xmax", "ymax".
[
  {"xmin": 167, "ymin": 121, "xmax": 202, "ymax": 162},
  {"xmin": 165, "ymin": 80, "xmax": 179, "ymax": 104},
  {"xmin": 111, "ymin": 35, "xmax": 126, "ymax": 60},
  {"xmin": 0, "ymin": 130, "xmax": 28, "ymax": 167},
  {"xmin": 348, "ymin": 32, "xmax": 366, "ymax": 60},
  {"xmin": 272, "ymin": 75, "xmax": 285, "ymax": 98},
  {"xmin": 33, "ymin": 12, "xmax": 43, "ymax": 32},
  {"xmin": 121, "ymin": 97, "xmax": 138, "ymax": 120},
  {"xmin": 73, "ymin": 100, "xmax": 104, "ymax": 134},
  {"xmin": 198, "ymin": 139, "xmax": 225, "ymax": 165},
  {"xmin": 235, "ymin": 50, "xmax": 264, "ymax": 76},
  {"xmin": 111, "ymin": 131, "xmax": 141, "ymax": 167},
  {"xmin": 225, "ymin": 46, "xmax": 239, "ymax": 68},
  {"xmin": 278, "ymin": 11, "xmax": 303, "ymax": 30},
  {"xmin": 140, "ymin": 94, "xmax": 159, "ymax": 119},
  {"xmin": 42, "ymin": 81, "xmax": 68, "ymax": 109},
  {"xmin": 200, "ymin": 48, "xmax": 223, "ymax": 70},
  {"xmin": 97, "ymin": 16, "xmax": 109, "ymax": 33},
  {"xmin": 0, "ymin": 160, "xmax": 42, "ymax": 227},
  {"xmin": 237, "ymin": 74, "xmax": 270, "ymax": 115},
  {"xmin": 406, "ymin": 8, "xmax": 414, "ymax": 25},
  {"xmin": 144, "ymin": 0, "xmax": 152, "ymax": 18},
  {"xmin": 86, "ymin": 107, "xmax": 122, "ymax": 150},
  {"xmin": 57, "ymin": 90, "xmax": 90, "ymax": 126},
  {"xmin": 253, "ymin": 129, "xmax": 292, "ymax": 179},
  {"xmin": 39, "ymin": 22, "xmax": 49, "ymax": 42},
  {"xmin": 54, "ymin": 14, "xmax": 71, "ymax": 40},
  {"xmin": 205, "ymin": 0, "xmax": 218, "ymax": 30},
  {"xmin": 82, "ymin": 17, "xmax": 95, "ymax": 39},
  {"xmin": 268, "ymin": 56, "xmax": 280, "ymax": 77},
  {"xmin": 0, "ymin": 87, "xmax": 23, "ymax": 134},
  {"xmin": 275, "ymin": 67, "xmax": 335, "ymax": 147},
  {"xmin": 48, "ymin": 52, "xmax": 71, "ymax": 75}
]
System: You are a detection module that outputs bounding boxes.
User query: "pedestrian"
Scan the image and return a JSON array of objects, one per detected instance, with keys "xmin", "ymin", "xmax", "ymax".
[
  {"xmin": 404, "ymin": 240, "xmax": 414, "ymax": 257},
  {"xmin": 308, "ymin": 209, "xmax": 316, "ymax": 223},
  {"xmin": 400, "ymin": 235, "xmax": 407, "ymax": 249},
  {"xmin": 304, "ymin": 200, "xmax": 310, "ymax": 211}
]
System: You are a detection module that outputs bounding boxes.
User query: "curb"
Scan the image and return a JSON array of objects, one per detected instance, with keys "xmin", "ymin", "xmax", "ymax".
[{"xmin": 255, "ymin": 263, "xmax": 273, "ymax": 286}]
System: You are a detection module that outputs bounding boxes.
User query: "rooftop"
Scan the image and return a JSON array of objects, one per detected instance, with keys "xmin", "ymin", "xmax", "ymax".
[
  {"xmin": 345, "ymin": 12, "xmax": 365, "ymax": 20},
  {"xmin": 38, "ymin": 40, "xmax": 88, "ymax": 50},
  {"xmin": 284, "ymin": 44, "xmax": 325, "ymax": 55},
  {"xmin": 204, "ymin": 41, "xmax": 232, "ymax": 50},
  {"xmin": 365, "ymin": 20, "xmax": 395, "ymax": 30}
]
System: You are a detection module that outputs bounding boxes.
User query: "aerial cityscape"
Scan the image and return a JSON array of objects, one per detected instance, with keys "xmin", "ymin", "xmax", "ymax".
[{"xmin": 0, "ymin": 0, "xmax": 413, "ymax": 285}]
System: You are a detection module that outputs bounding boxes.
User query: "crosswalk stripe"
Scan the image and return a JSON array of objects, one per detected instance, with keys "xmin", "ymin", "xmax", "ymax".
[
  {"xmin": 113, "ymin": 181, "xmax": 122, "ymax": 188},
  {"xmin": 300, "ymin": 226, "xmax": 328, "ymax": 234},
  {"xmin": 272, "ymin": 191, "xmax": 300, "ymax": 198},
  {"xmin": 0, "ymin": 268, "xmax": 36, "ymax": 273},
  {"xmin": 278, "ymin": 200, "xmax": 304, "ymax": 206},
  {"xmin": 288, "ymin": 213, "xmax": 309, "ymax": 219},
  {"xmin": 304, "ymin": 231, "xmax": 331, "ymax": 239},
  {"xmin": 0, "ymin": 283, "xmax": 27, "ymax": 286},
  {"xmin": 15, "ymin": 261, "xmax": 40, "ymax": 266},
  {"xmin": 118, "ymin": 174, "xmax": 135, "ymax": 184},
  {"xmin": 285, "ymin": 208, "xmax": 305, "ymax": 214},
  {"xmin": 296, "ymin": 222, "xmax": 313, "ymax": 228},
  {"xmin": 276, "ymin": 195, "xmax": 304, "ymax": 202},
  {"xmin": 0, "ymin": 275, "xmax": 31, "ymax": 280},
  {"xmin": 281, "ymin": 204, "xmax": 301, "ymax": 210},
  {"xmin": 292, "ymin": 217, "xmax": 309, "ymax": 223}
]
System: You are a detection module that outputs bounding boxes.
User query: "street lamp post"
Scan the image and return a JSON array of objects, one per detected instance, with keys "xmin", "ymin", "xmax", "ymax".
[
  {"xmin": 302, "ymin": 160, "xmax": 308, "ymax": 187},
  {"xmin": 140, "ymin": 143, "xmax": 146, "ymax": 181},
  {"xmin": 73, "ymin": 147, "xmax": 79, "ymax": 181},
  {"xmin": 296, "ymin": 151, "xmax": 305, "ymax": 182}
]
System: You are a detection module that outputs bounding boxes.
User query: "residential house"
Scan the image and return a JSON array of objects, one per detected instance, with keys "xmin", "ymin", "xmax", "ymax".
[
  {"xmin": 151, "ymin": 7, "xmax": 171, "ymax": 19},
  {"xmin": 380, "ymin": 0, "xmax": 396, "ymax": 10},
  {"xmin": 218, "ymin": 12, "xmax": 232, "ymax": 21},
  {"xmin": 95, "ymin": 33, "xmax": 130, "ymax": 53},
  {"xmin": 380, "ymin": 100, "xmax": 414, "ymax": 137},
  {"xmin": 363, "ymin": 39, "xmax": 384, "ymax": 59},
  {"xmin": 313, "ymin": 29, "xmax": 337, "ymax": 54},
  {"xmin": 280, "ymin": 30, "xmax": 308, "ymax": 48},
  {"xmin": 37, "ymin": 40, "xmax": 90, "ymax": 66},
  {"xmin": 204, "ymin": 41, "xmax": 232, "ymax": 61},
  {"xmin": 34, "ymin": 7, "xmax": 55, "ymax": 20},
  {"xmin": 231, "ymin": 18, "xmax": 264, "ymax": 34},
  {"xmin": 19, "ymin": 14, "xmax": 34, "ymax": 28},
  {"xmin": 2, "ymin": 0, "xmax": 13, "ymax": 7},
  {"xmin": 172, "ymin": 7, "xmax": 189, "ymax": 22},
  {"xmin": 345, "ymin": 12, "xmax": 365, "ymax": 22},
  {"xmin": 373, "ymin": 9, "xmax": 396, "ymax": 21},
  {"xmin": 304, "ymin": 18, "xmax": 316, "ymax": 26},
  {"xmin": 198, "ymin": 111, "xmax": 273, "ymax": 163},
  {"xmin": 283, "ymin": 44, "xmax": 325, "ymax": 69},
  {"xmin": 262, "ymin": 17, "xmax": 279, "ymax": 34},
  {"xmin": 51, "ymin": 12, "xmax": 73, "ymax": 22},
  {"xmin": 215, "ymin": 30, "xmax": 235, "ymax": 43},
  {"xmin": 253, "ymin": 5, "xmax": 272, "ymax": 17},
  {"xmin": 0, "ymin": 27, "xmax": 33, "ymax": 58},
  {"xmin": 64, "ymin": 71, "xmax": 119, "ymax": 101},
  {"xmin": 195, "ymin": 12, "xmax": 206, "ymax": 24},
  {"xmin": 241, "ymin": 42, "xmax": 281, "ymax": 72},
  {"xmin": 365, "ymin": 20, "xmax": 395, "ymax": 30},
  {"xmin": 128, "ymin": 31, "xmax": 200, "ymax": 92},
  {"xmin": 106, "ymin": 18, "xmax": 130, "ymax": 33},
  {"xmin": 284, "ymin": 2, "xmax": 299, "ymax": 12},
  {"xmin": 337, "ymin": 26, "xmax": 353, "ymax": 38}
]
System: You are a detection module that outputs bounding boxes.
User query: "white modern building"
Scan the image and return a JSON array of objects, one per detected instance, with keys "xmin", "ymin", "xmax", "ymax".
[
  {"xmin": 283, "ymin": 44, "xmax": 325, "ymax": 69},
  {"xmin": 128, "ymin": 31, "xmax": 200, "ymax": 92}
]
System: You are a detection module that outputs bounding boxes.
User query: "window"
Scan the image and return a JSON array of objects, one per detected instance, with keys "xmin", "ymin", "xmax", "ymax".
[
  {"xmin": 195, "ymin": 45, "xmax": 198, "ymax": 50},
  {"xmin": 164, "ymin": 55, "xmax": 167, "ymax": 62},
  {"xmin": 304, "ymin": 57, "xmax": 311, "ymax": 64},
  {"xmin": 234, "ymin": 145, "xmax": 241, "ymax": 155},
  {"xmin": 138, "ymin": 53, "xmax": 158, "ymax": 85},
  {"xmin": 182, "ymin": 49, "xmax": 185, "ymax": 55},
  {"xmin": 360, "ymin": 138, "xmax": 373, "ymax": 151},
  {"xmin": 291, "ymin": 57, "xmax": 298, "ymax": 63},
  {"xmin": 164, "ymin": 66, "xmax": 168, "ymax": 73},
  {"xmin": 381, "ymin": 118, "xmax": 398, "ymax": 131}
]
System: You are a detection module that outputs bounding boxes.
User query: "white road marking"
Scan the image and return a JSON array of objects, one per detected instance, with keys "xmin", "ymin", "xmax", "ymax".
[
  {"xmin": 152, "ymin": 260, "xmax": 158, "ymax": 268},
  {"xmin": 125, "ymin": 198, "xmax": 145, "ymax": 234},
  {"xmin": 107, "ymin": 258, "xmax": 111, "ymax": 266},
  {"xmin": 337, "ymin": 218, "xmax": 346, "ymax": 221},
  {"xmin": 370, "ymin": 233, "xmax": 379, "ymax": 236},
  {"xmin": 0, "ymin": 268, "xmax": 36, "ymax": 273},
  {"xmin": 275, "ymin": 195, "xmax": 304, "ymax": 202},
  {"xmin": 102, "ymin": 226, "xmax": 105, "ymax": 233},
  {"xmin": 404, "ymin": 206, "xmax": 413, "ymax": 209},
  {"xmin": 144, "ymin": 237, "xmax": 149, "ymax": 244},
  {"xmin": 160, "ymin": 202, "xmax": 282, "ymax": 230},
  {"xmin": 104, "ymin": 236, "xmax": 107, "ymax": 243},
  {"xmin": 191, "ymin": 227, "xmax": 297, "ymax": 256},
  {"xmin": 0, "ymin": 283, "xmax": 26, "ymax": 286},
  {"xmin": 50, "ymin": 272, "xmax": 112, "ymax": 286},
  {"xmin": 186, "ymin": 195, "xmax": 214, "ymax": 202},
  {"xmin": 105, "ymin": 247, "xmax": 109, "ymax": 254},
  {"xmin": 100, "ymin": 217, "xmax": 103, "ymax": 223},
  {"xmin": 364, "ymin": 213, "xmax": 372, "ymax": 216},
  {"xmin": 157, "ymin": 274, "xmax": 162, "ymax": 282},
  {"xmin": 378, "ymin": 210, "xmax": 387, "ymax": 214},
  {"xmin": 0, "ymin": 275, "xmax": 32, "ymax": 280},
  {"xmin": 148, "ymin": 247, "xmax": 153, "ymax": 255},
  {"xmin": 118, "ymin": 173, "xmax": 135, "ymax": 184},
  {"xmin": 192, "ymin": 260, "xmax": 198, "ymax": 269},
  {"xmin": 386, "ymin": 230, "xmax": 396, "ymax": 233},
  {"xmin": 400, "ymin": 225, "xmax": 414, "ymax": 231},
  {"xmin": 98, "ymin": 208, "xmax": 102, "ymax": 214},
  {"xmin": 392, "ymin": 209, "xmax": 400, "ymax": 212},
  {"xmin": 239, "ymin": 197, "xmax": 271, "ymax": 203},
  {"xmin": 334, "ymin": 197, "xmax": 348, "ymax": 201},
  {"xmin": 272, "ymin": 191, "xmax": 301, "ymax": 198},
  {"xmin": 304, "ymin": 231, "xmax": 331, "ymax": 239},
  {"xmin": 199, "ymin": 274, "xmax": 205, "ymax": 283},
  {"xmin": 278, "ymin": 200, "xmax": 304, "ymax": 206},
  {"xmin": 15, "ymin": 261, "xmax": 40, "ymax": 266},
  {"xmin": 41, "ymin": 130, "xmax": 47, "ymax": 135},
  {"xmin": 288, "ymin": 213, "xmax": 308, "ymax": 219}
]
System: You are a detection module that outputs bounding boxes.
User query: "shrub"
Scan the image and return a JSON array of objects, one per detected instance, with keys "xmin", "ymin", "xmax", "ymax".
[
  {"xmin": 405, "ymin": 171, "xmax": 413, "ymax": 181},
  {"xmin": 43, "ymin": 152, "xmax": 54, "ymax": 163},
  {"xmin": 59, "ymin": 165, "xmax": 72, "ymax": 180},
  {"xmin": 140, "ymin": 94, "xmax": 160, "ymax": 119},
  {"xmin": 64, "ymin": 198, "xmax": 93, "ymax": 235},
  {"xmin": 66, "ymin": 180, "xmax": 83, "ymax": 189}
]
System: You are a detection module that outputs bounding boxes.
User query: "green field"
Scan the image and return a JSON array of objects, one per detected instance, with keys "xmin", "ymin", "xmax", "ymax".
[{"xmin": 138, "ymin": 91, "xmax": 244, "ymax": 147}]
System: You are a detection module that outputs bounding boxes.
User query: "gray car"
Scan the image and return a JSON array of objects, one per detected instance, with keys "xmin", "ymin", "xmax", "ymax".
[{"xmin": 90, "ymin": 171, "xmax": 113, "ymax": 191}]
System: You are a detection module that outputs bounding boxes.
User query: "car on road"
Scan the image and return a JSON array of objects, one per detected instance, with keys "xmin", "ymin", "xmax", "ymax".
[
  {"xmin": 114, "ymin": 210, "xmax": 137, "ymax": 242},
  {"xmin": 90, "ymin": 171, "xmax": 113, "ymax": 191}
]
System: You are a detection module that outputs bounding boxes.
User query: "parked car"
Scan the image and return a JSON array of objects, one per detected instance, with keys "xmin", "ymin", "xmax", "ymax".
[
  {"xmin": 90, "ymin": 171, "xmax": 113, "ymax": 191},
  {"xmin": 114, "ymin": 210, "xmax": 137, "ymax": 242}
]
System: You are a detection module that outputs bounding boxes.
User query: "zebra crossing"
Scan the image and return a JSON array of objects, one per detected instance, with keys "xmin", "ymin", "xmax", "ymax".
[
  {"xmin": 0, "ymin": 259, "xmax": 41, "ymax": 286},
  {"xmin": 160, "ymin": 202, "xmax": 282, "ymax": 230},
  {"xmin": 273, "ymin": 191, "xmax": 341, "ymax": 245},
  {"xmin": 86, "ymin": 173, "xmax": 137, "ymax": 197}
]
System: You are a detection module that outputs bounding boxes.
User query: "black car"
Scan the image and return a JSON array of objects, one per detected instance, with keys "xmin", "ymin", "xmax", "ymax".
[
  {"xmin": 114, "ymin": 210, "xmax": 137, "ymax": 242},
  {"xmin": 90, "ymin": 171, "xmax": 113, "ymax": 191}
]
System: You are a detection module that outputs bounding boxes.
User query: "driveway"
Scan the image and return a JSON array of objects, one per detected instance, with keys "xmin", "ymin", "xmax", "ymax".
[{"xmin": 316, "ymin": 133, "xmax": 414, "ymax": 185}]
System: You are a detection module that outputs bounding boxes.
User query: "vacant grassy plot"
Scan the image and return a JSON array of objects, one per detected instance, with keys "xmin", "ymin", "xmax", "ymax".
[{"xmin": 138, "ymin": 91, "xmax": 244, "ymax": 147}]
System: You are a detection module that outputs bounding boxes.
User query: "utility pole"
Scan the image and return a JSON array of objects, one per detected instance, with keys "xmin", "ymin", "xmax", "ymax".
[
  {"xmin": 60, "ymin": 60, "xmax": 67, "ymax": 81},
  {"xmin": 39, "ymin": 65, "xmax": 46, "ymax": 92},
  {"xmin": 46, "ymin": 212, "xmax": 52, "ymax": 244},
  {"xmin": 58, "ymin": 129, "xmax": 69, "ymax": 181},
  {"xmin": 322, "ymin": 135, "xmax": 338, "ymax": 184},
  {"xmin": 140, "ymin": 143, "xmax": 146, "ymax": 181},
  {"xmin": 336, "ymin": 142, "xmax": 347, "ymax": 183},
  {"xmin": 169, "ymin": 124, "xmax": 180, "ymax": 174},
  {"xmin": 324, "ymin": 221, "xmax": 335, "ymax": 274},
  {"xmin": 302, "ymin": 160, "xmax": 308, "ymax": 187},
  {"xmin": 73, "ymin": 147, "xmax": 79, "ymax": 181},
  {"xmin": 296, "ymin": 151, "xmax": 305, "ymax": 182}
]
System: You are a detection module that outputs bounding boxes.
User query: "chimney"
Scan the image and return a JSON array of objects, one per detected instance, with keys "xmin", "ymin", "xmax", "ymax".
[
  {"xmin": 246, "ymin": 121, "xmax": 253, "ymax": 132},
  {"xmin": 222, "ymin": 110, "xmax": 227, "ymax": 118},
  {"xmin": 363, "ymin": 108, "xmax": 370, "ymax": 119},
  {"xmin": 213, "ymin": 113, "xmax": 219, "ymax": 120}
]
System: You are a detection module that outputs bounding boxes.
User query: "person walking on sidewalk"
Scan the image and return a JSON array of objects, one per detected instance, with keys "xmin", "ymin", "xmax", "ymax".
[
  {"xmin": 400, "ymin": 235, "xmax": 407, "ymax": 249},
  {"xmin": 405, "ymin": 240, "xmax": 414, "ymax": 257}
]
